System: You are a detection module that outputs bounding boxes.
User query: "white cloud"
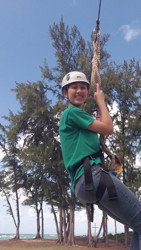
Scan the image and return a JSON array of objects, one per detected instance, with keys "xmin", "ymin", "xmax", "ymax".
[
  {"xmin": 28, "ymin": 207, "xmax": 36, "ymax": 217},
  {"xmin": 0, "ymin": 148, "xmax": 5, "ymax": 161},
  {"xmin": 120, "ymin": 21, "xmax": 141, "ymax": 42},
  {"xmin": 110, "ymin": 101, "xmax": 119, "ymax": 116},
  {"xmin": 135, "ymin": 154, "xmax": 141, "ymax": 168},
  {"xmin": 76, "ymin": 209, "xmax": 87, "ymax": 223}
]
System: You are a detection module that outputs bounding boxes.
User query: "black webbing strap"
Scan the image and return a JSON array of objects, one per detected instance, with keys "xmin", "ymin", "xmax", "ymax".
[
  {"xmin": 83, "ymin": 152, "xmax": 117, "ymax": 223},
  {"xmin": 83, "ymin": 150, "xmax": 104, "ymax": 191},
  {"xmin": 73, "ymin": 149, "xmax": 104, "ymax": 175},
  {"xmin": 75, "ymin": 149, "xmax": 117, "ymax": 201},
  {"xmin": 96, "ymin": 170, "xmax": 118, "ymax": 202},
  {"xmin": 83, "ymin": 157, "xmax": 94, "ymax": 191},
  {"xmin": 87, "ymin": 203, "xmax": 94, "ymax": 222}
]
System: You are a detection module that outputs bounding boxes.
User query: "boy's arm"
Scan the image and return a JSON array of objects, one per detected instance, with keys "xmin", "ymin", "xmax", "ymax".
[{"xmin": 87, "ymin": 83, "xmax": 113, "ymax": 135}]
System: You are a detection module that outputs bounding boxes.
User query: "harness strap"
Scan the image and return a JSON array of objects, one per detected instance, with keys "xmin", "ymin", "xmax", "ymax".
[
  {"xmin": 82, "ymin": 153, "xmax": 118, "ymax": 223},
  {"xmin": 83, "ymin": 150, "xmax": 104, "ymax": 191},
  {"xmin": 87, "ymin": 203, "xmax": 94, "ymax": 222},
  {"xmin": 96, "ymin": 170, "xmax": 118, "ymax": 202},
  {"xmin": 73, "ymin": 149, "xmax": 104, "ymax": 177},
  {"xmin": 83, "ymin": 157, "xmax": 94, "ymax": 191},
  {"xmin": 83, "ymin": 155, "xmax": 118, "ymax": 201}
]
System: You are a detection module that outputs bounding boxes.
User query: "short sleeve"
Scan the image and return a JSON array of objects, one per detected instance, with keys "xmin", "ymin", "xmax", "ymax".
[{"xmin": 67, "ymin": 107, "xmax": 95, "ymax": 129}]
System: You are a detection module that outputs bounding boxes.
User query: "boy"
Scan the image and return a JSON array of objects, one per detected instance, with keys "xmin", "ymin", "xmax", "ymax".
[{"xmin": 59, "ymin": 71, "xmax": 141, "ymax": 250}]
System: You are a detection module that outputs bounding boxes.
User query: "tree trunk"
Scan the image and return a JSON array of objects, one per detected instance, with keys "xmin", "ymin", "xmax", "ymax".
[
  {"xmin": 114, "ymin": 220, "xmax": 118, "ymax": 243},
  {"xmin": 102, "ymin": 212, "xmax": 108, "ymax": 245},
  {"xmin": 86, "ymin": 205, "xmax": 93, "ymax": 247},
  {"xmin": 15, "ymin": 182, "xmax": 20, "ymax": 239},
  {"xmin": 94, "ymin": 212, "xmax": 105, "ymax": 247},
  {"xmin": 124, "ymin": 225, "xmax": 129, "ymax": 247},
  {"xmin": 41, "ymin": 204, "xmax": 44, "ymax": 238},
  {"xmin": 3, "ymin": 190, "xmax": 17, "ymax": 227},
  {"xmin": 67, "ymin": 205, "xmax": 75, "ymax": 246},
  {"xmin": 62, "ymin": 208, "xmax": 67, "ymax": 244},
  {"xmin": 35, "ymin": 205, "xmax": 41, "ymax": 239},
  {"xmin": 58, "ymin": 207, "xmax": 63, "ymax": 243},
  {"xmin": 105, "ymin": 213, "xmax": 108, "ymax": 245},
  {"xmin": 51, "ymin": 204, "xmax": 60, "ymax": 239}
]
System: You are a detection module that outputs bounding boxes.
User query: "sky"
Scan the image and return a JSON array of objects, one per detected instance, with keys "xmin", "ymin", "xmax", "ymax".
[{"xmin": 0, "ymin": 0, "xmax": 141, "ymax": 236}]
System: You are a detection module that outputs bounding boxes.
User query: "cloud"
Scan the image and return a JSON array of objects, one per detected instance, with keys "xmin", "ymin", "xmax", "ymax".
[
  {"xmin": 135, "ymin": 154, "xmax": 141, "ymax": 168},
  {"xmin": 28, "ymin": 207, "xmax": 36, "ymax": 217},
  {"xmin": 0, "ymin": 148, "xmax": 5, "ymax": 161},
  {"xmin": 120, "ymin": 21, "xmax": 141, "ymax": 42}
]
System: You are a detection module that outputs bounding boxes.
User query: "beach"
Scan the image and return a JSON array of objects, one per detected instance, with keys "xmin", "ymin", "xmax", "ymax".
[{"xmin": 0, "ymin": 238, "xmax": 129, "ymax": 250}]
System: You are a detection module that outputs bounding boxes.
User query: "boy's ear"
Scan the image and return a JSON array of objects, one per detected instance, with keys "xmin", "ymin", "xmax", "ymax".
[{"xmin": 62, "ymin": 89, "xmax": 68, "ymax": 98}]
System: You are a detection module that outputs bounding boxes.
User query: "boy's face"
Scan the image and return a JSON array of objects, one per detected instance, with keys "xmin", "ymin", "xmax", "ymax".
[{"xmin": 63, "ymin": 82, "xmax": 89, "ymax": 107}]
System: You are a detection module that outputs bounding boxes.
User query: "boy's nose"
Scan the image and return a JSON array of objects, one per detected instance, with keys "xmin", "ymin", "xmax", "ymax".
[{"xmin": 76, "ymin": 88, "xmax": 81, "ymax": 92}]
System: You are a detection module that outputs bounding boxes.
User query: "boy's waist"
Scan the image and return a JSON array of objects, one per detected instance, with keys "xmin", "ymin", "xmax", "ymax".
[{"xmin": 73, "ymin": 150, "xmax": 103, "ymax": 175}]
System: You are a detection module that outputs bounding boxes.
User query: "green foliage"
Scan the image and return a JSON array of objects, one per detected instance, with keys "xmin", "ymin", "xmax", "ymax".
[
  {"xmin": 103, "ymin": 59, "xmax": 141, "ymax": 186},
  {"xmin": 108, "ymin": 231, "xmax": 133, "ymax": 241}
]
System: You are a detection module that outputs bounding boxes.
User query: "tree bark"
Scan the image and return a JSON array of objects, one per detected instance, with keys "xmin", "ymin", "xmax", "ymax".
[
  {"xmin": 94, "ymin": 212, "xmax": 105, "ymax": 247},
  {"xmin": 86, "ymin": 205, "xmax": 93, "ymax": 247},
  {"xmin": 102, "ymin": 212, "xmax": 108, "ymax": 245},
  {"xmin": 62, "ymin": 207, "xmax": 67, "ymax": 244},
  {"xmin": 67, "ymin": 205, "xmax": 75, "ymax": 246},
  {"xmin": 58, "ymin": 207, "xmax": 63, "ymax": 243},
  {"xmin": 35, "ymin": 204, "xmax": 41, "ymax": 239},
  {"xmin": 124, "ymin": 225, "xmax": 129, "ymax": 247},
  {"xmin": 51, "ymin": 204, "xmax": 59, "ymax": 239},
  {"xmin": 41, "ymin": 203, "xmax": 44, "ymax": 238},
  {"xmin": 14, "ymin": 175, "xmax": 20, "ymax": 240}
]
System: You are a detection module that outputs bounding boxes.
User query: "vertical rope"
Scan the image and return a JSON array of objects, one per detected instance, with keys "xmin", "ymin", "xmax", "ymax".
[
  {"xmin": 90, "ymin": 0, "xmax": 117, "ymax": 171},
  {"xmin": 91, "ymin": 0, "xmax": 101, "ymax": 88},
  {"xmin": 91, "ymin": 22, "xmax": 101, "ymax": 87}
]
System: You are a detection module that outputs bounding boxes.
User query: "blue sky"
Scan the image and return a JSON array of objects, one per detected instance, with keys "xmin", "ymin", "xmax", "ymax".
[
  {"xmin": 0, "ymin": 0, "xmax": 141, "ymax": 235},
  {"xmin": 0, "ymin": 0, "xmax": 141, "ymax": 120}
]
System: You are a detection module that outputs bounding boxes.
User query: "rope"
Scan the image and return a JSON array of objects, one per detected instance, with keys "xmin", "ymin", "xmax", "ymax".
[
  {"xmin": 90, "ymin": 0, "xmax": 117, "ymax": 172},
  {"xmin": 91, "ymin": 26, "xmax": 101, "ymax": 87},
  {"xmin": 91, "ymin": 0, "xmax": 101, "ymax": 87}
]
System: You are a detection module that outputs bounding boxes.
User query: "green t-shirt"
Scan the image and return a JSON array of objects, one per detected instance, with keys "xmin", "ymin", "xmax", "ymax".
[{"xmin": 59, "ymin": 106, "xmax": 101, "ymax": 190}]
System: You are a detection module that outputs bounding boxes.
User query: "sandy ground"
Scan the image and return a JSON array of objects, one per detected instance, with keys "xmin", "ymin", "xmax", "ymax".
[{"xmin": 0, "ymin": 237, "xmax": 130, "ymax": 250}]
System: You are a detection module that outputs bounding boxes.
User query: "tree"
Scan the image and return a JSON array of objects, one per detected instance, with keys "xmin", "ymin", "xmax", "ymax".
[
  {"xmin": 10, "ymin": 80, "xmax": 61, "ymax": 238},
  {"xmin": 103, "ymin": 59, "xmax": 141, "ymax": 187},
  {"xmin": 0, "ymin": 123, "xmax": 23, "ymax": 239}
]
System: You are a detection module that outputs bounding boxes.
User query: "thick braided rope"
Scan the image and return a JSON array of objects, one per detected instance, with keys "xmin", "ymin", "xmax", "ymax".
[
  {"xmin": 91, "ymin": 30, "xmax": 101, "ymax": 87},
  {"xmin": 90, "ymin": 28, "xmax": 116, "ymax": 171}
]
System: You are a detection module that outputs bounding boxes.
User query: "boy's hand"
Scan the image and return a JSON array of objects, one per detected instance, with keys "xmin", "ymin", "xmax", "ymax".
[{"xmin": 94, "ymin": 83, "xmax": 105, "ymax": 105}]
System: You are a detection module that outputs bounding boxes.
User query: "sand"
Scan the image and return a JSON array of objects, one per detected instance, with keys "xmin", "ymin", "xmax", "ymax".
[{"xmin": 0, "ymin": 237, "xmax": 129, "ymax": 250}]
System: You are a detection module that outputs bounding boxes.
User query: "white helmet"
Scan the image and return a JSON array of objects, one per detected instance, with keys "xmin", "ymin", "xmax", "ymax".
[{"xmin": 62, "ymin": 71, "xmax": 90, "ymax": 89}]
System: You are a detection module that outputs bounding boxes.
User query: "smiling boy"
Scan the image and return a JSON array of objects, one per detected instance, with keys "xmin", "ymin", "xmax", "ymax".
[{"xmin": 59, "ymin": 71, "xmax": 141, "ymax": 250}]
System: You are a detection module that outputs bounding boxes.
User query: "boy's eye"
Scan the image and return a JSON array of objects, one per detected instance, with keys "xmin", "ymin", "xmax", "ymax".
[{"xmin": 70, "ymin": 85, "xmax": 87, "ymax": 90}]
